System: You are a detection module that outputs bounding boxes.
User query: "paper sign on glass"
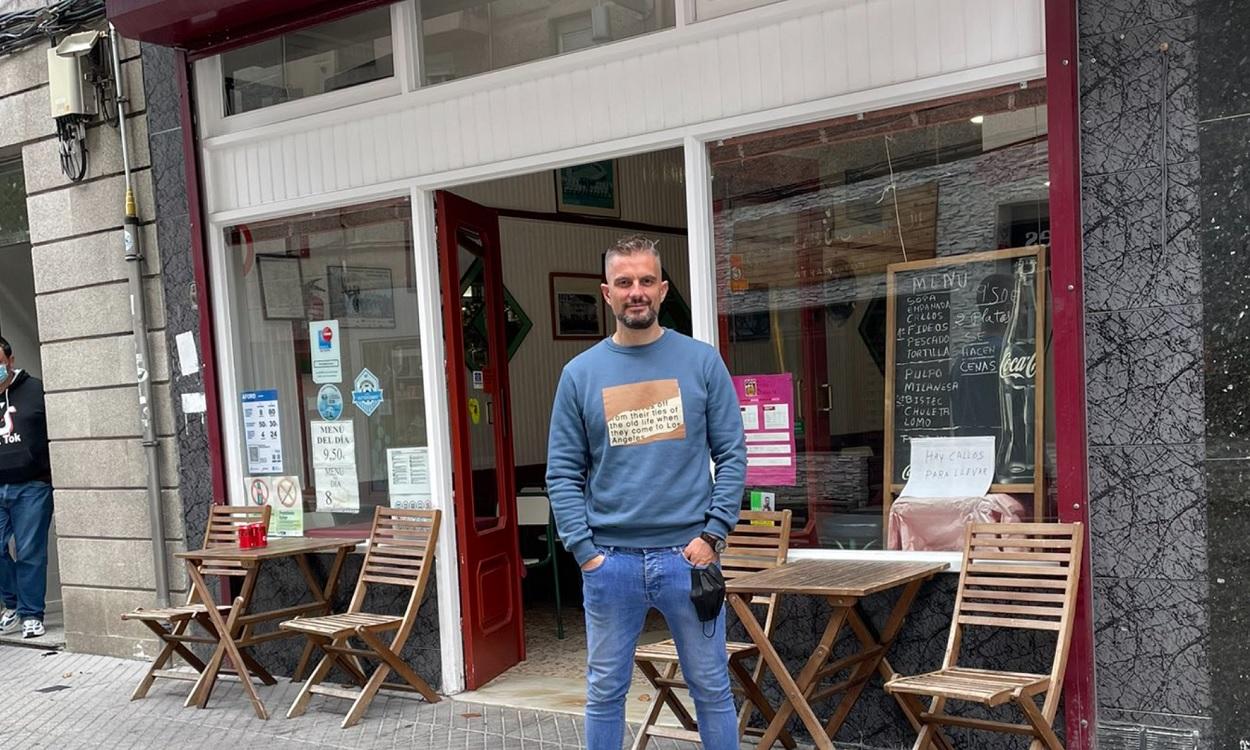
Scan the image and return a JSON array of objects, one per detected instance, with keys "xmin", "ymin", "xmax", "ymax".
[
  {"xmin": 241, "ymin": 390, "xmax": 282, "ymax": 474},
  {"xmin": 733, "ymin": 373, "xmax": 797, "ymax": 486},
  {"xmin": 388, "ymin": 447, "xmax": 431, "ymax": 509},
  {"xmin": 311, "ymin": 421, "xmax": 355, "ymax": 468},
  {"xmin": 309, "ymin": 319, "xmax": 342, "ymax": 384},
  {"xmin": 900, "ymin": 436, "xmax": 995, "ymax": 498},
  {"xmin": 315, "ymin": 465, "xmax": 360, "ymax": 512}
]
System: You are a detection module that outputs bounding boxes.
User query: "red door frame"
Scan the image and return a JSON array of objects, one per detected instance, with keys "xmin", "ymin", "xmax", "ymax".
[
  {"xmin": 1044, "ymin": 0, "xmax": 1097, "ymax": 746},
  {"xmin": 435, "ymin": 191, "xmax": 526, "ymax": 689}
]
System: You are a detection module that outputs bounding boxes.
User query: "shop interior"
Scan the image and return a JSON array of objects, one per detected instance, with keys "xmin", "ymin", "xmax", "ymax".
[
  {"xmin": 221, "ymin": 82, "xmax": 1055, "ymax": 718},
  {"xmin": 443, "ymin": 147, "xmax": 693, "ymax": 719},
  {"xmin": 440, "ymin": 79, "xmax": 1055, "ymax": 710}
]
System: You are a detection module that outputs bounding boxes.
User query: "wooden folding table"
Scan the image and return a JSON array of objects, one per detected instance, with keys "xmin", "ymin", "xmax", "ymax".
[
  {"xmin": 175, "ymin": 536, "xmax": 364, "ymax": 719},
  {"xmin": 726, "ymin": 559, "xmax": 949, "ymax": 749}
]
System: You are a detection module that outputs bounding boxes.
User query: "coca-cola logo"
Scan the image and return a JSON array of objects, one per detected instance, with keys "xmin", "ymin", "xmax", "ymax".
[{"xmin": 999, "ymin": 351, "xmax": 1037, "ymax": 380}]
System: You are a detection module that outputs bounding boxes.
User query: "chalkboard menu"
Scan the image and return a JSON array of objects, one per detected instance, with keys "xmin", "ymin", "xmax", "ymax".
[{"xmin": 883, "ymin": 246, "xmax": 1047, "ymax": 516}]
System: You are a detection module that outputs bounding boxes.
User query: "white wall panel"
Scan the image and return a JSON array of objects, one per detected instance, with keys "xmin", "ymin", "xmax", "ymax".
[{"xmin": 202, "ymin": 0, "xmax": 1045, "ymax": 217}]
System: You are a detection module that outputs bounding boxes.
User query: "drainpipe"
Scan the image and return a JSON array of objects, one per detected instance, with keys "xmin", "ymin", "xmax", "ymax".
[{"xmin": 110, "ymin": 23, "xmax": 169, "ymax": 607}]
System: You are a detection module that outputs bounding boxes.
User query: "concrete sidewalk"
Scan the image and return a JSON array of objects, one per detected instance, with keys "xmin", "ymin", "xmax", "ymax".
[{"xmin": 0, "ymin": 644, "xmax": 707, "ymax": 749}]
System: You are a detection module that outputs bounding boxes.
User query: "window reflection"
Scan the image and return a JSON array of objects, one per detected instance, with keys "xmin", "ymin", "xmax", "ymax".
[
  {"xmin": 420, "ymin": 0, "xmax": 675, "ymax": 85},
  {"xmin": 225, "ymin": 199, "xmax": 426, "ymax": 532},
  {"xmin": 222, "ymin": 6, "xmax": 394, "ymax": 116},
  {"xmin": 711, "ymin": 84, "xmax": 1053, "ymax": 551}
]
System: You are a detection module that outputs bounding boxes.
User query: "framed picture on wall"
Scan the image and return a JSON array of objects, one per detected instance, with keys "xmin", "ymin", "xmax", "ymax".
[
  {"xmin": 550, "ymin": 273, "xmax": 606, "ymax": 340},
  {"xmin": 256, "ymin": 254, "xmax": 306, "ymax": 320},
  {"xmin": 327, "ymin": 265, "xmax": 395, "ymax": 328},
  {"xmin": 555, "ymin": 160, "xmax": 620, "ymax": 217}
]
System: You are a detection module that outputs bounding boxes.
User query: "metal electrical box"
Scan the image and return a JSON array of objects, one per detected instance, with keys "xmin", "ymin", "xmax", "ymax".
[{"xmin": 47, "ymin": 31, "xmax": 102, "ymax": 118}]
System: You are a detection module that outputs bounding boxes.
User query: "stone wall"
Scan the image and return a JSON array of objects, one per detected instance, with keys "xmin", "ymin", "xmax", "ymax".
[{"xmin": 1, "ymin": 32, "xmax": 185, "ymax": 657}]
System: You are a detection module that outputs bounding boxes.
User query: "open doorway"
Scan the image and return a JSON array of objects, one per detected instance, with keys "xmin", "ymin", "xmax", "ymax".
[
  {"xmin": 435, "ymin": 147, "xmax": 691, "ymax": 720},
  {"xmin": 0, "ymin": 152, "xmax": 63, "ymax": 647}
]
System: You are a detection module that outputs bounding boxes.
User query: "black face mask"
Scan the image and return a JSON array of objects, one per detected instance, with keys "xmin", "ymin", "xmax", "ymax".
[{"xmin": 689, "ymin": 564, "xmax": 725, "ymax": 624}]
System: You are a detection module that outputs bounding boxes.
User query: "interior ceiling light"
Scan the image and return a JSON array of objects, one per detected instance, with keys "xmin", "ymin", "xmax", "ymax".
[{"xmin": 969, "ymin": 115, "xmax": 985, "ymax": 124}]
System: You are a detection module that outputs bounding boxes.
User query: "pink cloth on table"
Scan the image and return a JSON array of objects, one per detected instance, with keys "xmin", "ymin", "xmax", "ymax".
[{"xmin": 887, "ymin": 494, "xmax": 1026, "ymax": 551}]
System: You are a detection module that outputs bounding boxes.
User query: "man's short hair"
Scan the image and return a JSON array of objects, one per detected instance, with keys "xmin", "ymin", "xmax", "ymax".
[
  {"xmin": 0, "ymin": 336, "xmax": 10, "ymax": 358},
  {"xmin": 604, "ymin": 235, "xmax": 661, "ymax": 279}
]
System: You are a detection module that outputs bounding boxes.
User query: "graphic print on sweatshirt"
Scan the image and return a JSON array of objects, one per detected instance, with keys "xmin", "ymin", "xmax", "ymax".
[
  {"xmin": 0, "ymin": 405, "xmax": 15, "ymax": 442},
  {"xmin": 602, "ymin": 378, "xmax": 686, "ymax": 447}
]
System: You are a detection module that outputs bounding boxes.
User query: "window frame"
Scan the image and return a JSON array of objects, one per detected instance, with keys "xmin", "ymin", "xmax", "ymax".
[{"xmin": 195, "ymin": 2, "xmax": 414, "ymax": 138}]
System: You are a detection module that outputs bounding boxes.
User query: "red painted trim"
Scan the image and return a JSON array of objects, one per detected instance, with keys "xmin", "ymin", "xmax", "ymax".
[
  {"xmin": 186, "ymin": 0, "xmax": 393, "ymax": 61},
  {"xmin": 177, "ymin": 51, "xmax": 229, "ymax": 508},
  {"xmin": 106, "ymin": 0, "xmax": 392, "ymax": 59},
  {"xmin": 1044, "ymin": 1, "xmax": 1097, "ymax": 747}
]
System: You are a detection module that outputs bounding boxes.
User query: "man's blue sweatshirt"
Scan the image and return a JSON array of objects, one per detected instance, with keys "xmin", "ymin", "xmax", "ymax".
[{"xmin": 546, "ymin": 330, "xmax": 747, "ymax": 566}]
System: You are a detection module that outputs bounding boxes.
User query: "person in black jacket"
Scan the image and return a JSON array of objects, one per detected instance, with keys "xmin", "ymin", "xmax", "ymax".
[{"xmin": 0, "ymin": 336, "xmax": 53, "ymax": 639}]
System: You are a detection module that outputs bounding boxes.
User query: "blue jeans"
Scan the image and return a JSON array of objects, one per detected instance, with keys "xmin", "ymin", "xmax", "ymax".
[
  {"xmin": 582, "ymin": 546, "xmax": 737, "ymax": 750},
  {"xmin": 0, "ymin": 481, "xmax": 54, "ymax": 620}
]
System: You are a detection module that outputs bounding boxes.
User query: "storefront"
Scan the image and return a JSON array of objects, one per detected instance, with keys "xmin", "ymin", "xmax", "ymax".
[{"xmin": 110, "ymin": 0, "xmax": 1095, "ymax": 745}]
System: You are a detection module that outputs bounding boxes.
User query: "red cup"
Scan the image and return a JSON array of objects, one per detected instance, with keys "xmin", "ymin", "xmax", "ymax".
[
  {"xmin": 237, "ymin": 525, "xmax": 254, "ymax": 549},
  {"xmin": 252, "ymin": 522, "xmax": 268, "ymax": 548}
]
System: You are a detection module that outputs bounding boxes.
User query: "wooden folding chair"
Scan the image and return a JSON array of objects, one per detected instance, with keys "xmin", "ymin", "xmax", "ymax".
[
  {"xmin": 282, "ymin": 507, "xmax": 442, "ymax": 728},
  {"xmin": 121, "ymin": 504, "xmax": 273, "ymax": 700},
  {"xmin": 884, "ymin": 522, "xmax": 1084, "ymax": 750},
  {"xmin": 631, "ymin": 510, "xmax": 794, "ymax": 750}
]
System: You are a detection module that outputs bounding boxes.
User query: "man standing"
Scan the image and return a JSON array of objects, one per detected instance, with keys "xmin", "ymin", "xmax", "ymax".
[
  {"xmin": 547, "ymin": 236, "xmax": 747, "ymax": 749},
  {"xmin": 0, "ymin": 336, "xmax": 54, "ymax": 639}
]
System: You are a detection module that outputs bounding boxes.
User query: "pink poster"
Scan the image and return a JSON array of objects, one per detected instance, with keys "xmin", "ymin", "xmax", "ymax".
[{"xmin": 733, "ymin": 373, "xmax": 797, "ymax": 486}]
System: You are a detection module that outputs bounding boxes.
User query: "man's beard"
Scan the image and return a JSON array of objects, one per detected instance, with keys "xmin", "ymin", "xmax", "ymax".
[{"xmin": 617, "ymin": 304, "xmax": 658, "ymax": 330}]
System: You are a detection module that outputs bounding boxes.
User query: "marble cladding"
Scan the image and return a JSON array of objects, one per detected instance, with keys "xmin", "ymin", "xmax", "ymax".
[
  {"xmin": 1078, "ymin": 0, "xmax": 1211, "ymax": 743},
  {"xmin": 1197, "ymin": 114, "xmax": 1250, "ymax": 460},
  {"xmin": 1080, "ymin": 16, "xmax": 1198, "ymax": 177},
  {"xmin": 1202, "ymin": 459, "xmax": 1250, "ymax": 744},
  {"xmin": 1093, "ymin": 577, "xmax": 1210, "ymax": 716},
  {"xmin": 1085, "ymin": 304, "xmax": 1204, "ymax": 447},
  {"xmin": 1082, "ymin": 162, "xmax": 1201, "ymax": 313},
  {"xmin": 140, "ymin": 43, "xmax": 213, "ymax": 550},
  {"xmin": 1196, "ymin": 48, "xmax": 1250, "ymax": 743},
  {"xmin": 1088, "ymin": 445, "xmax": 1207, "ymax": 580},
  {"xmin": 1194, "ymin": 1, "xmax": 1250, "ymax": 120}
]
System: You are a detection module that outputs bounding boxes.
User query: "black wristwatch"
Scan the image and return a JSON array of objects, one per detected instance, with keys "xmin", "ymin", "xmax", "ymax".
[{"xmin": 700, "ymin": 531, "xmax": 727, "ymax": 555}]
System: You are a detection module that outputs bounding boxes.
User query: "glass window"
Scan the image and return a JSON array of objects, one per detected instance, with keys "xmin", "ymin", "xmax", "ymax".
[
  {"xmin": 0, "ymin": 155, "xmax": 29, "ymax": 248},
  {"xmin": 419, "ymin": 0, "xmax": 675, "ymax": 85},
  {"xmin": 710, "ymin": 84, "xmax": 1053, "ymax": 551},
  {"xmin": 224, "ymin": 199, "xmax": 427, "ymax": 533},
  {"xmin": 222, "ymin": 6, "xmax": 394, "ymax": 116}
]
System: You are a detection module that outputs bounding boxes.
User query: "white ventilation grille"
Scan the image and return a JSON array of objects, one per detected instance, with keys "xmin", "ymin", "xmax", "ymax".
[{"xmin": 1098, "ymin": 721, "xmax": 1200, "ymax": 750}]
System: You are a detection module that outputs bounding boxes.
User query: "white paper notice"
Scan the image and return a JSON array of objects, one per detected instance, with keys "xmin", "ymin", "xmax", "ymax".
[
  {"xmin": 387, "ymin": 446, "xmax": 431, "ymax": 504},
  {"xmin": 900, "ymin": 436, "xmax": 995, "ymax": 498},
  {"xmin": 740, "ymin": 405, "xmax": 760, "ymax": 431},
  {"xmin": 310, "ymin": 421, "xmax": 355, "ymax": 468},
  {"xmin": 181, "ymin": 392, "xmax": 207, "ymax": 414},
  {"xmin": 175, "ymin": 331, "xmax": 200, "ymax": 377},
  {"xmin": 762, "ymin": 403, "xmax": 790, "ymax": 430},
  {"xmin": 309, "ymin": 320, "xmax": 342, "ymax": 384},
  {"xmin": 315, "ymin": 465, "xmax": 360, "ymax": 512}
]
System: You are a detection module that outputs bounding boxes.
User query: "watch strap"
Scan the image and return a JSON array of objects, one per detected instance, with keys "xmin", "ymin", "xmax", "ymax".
[{"xmin": 700, "ymin": 531, "xmax": 726, "ymax": 553}]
